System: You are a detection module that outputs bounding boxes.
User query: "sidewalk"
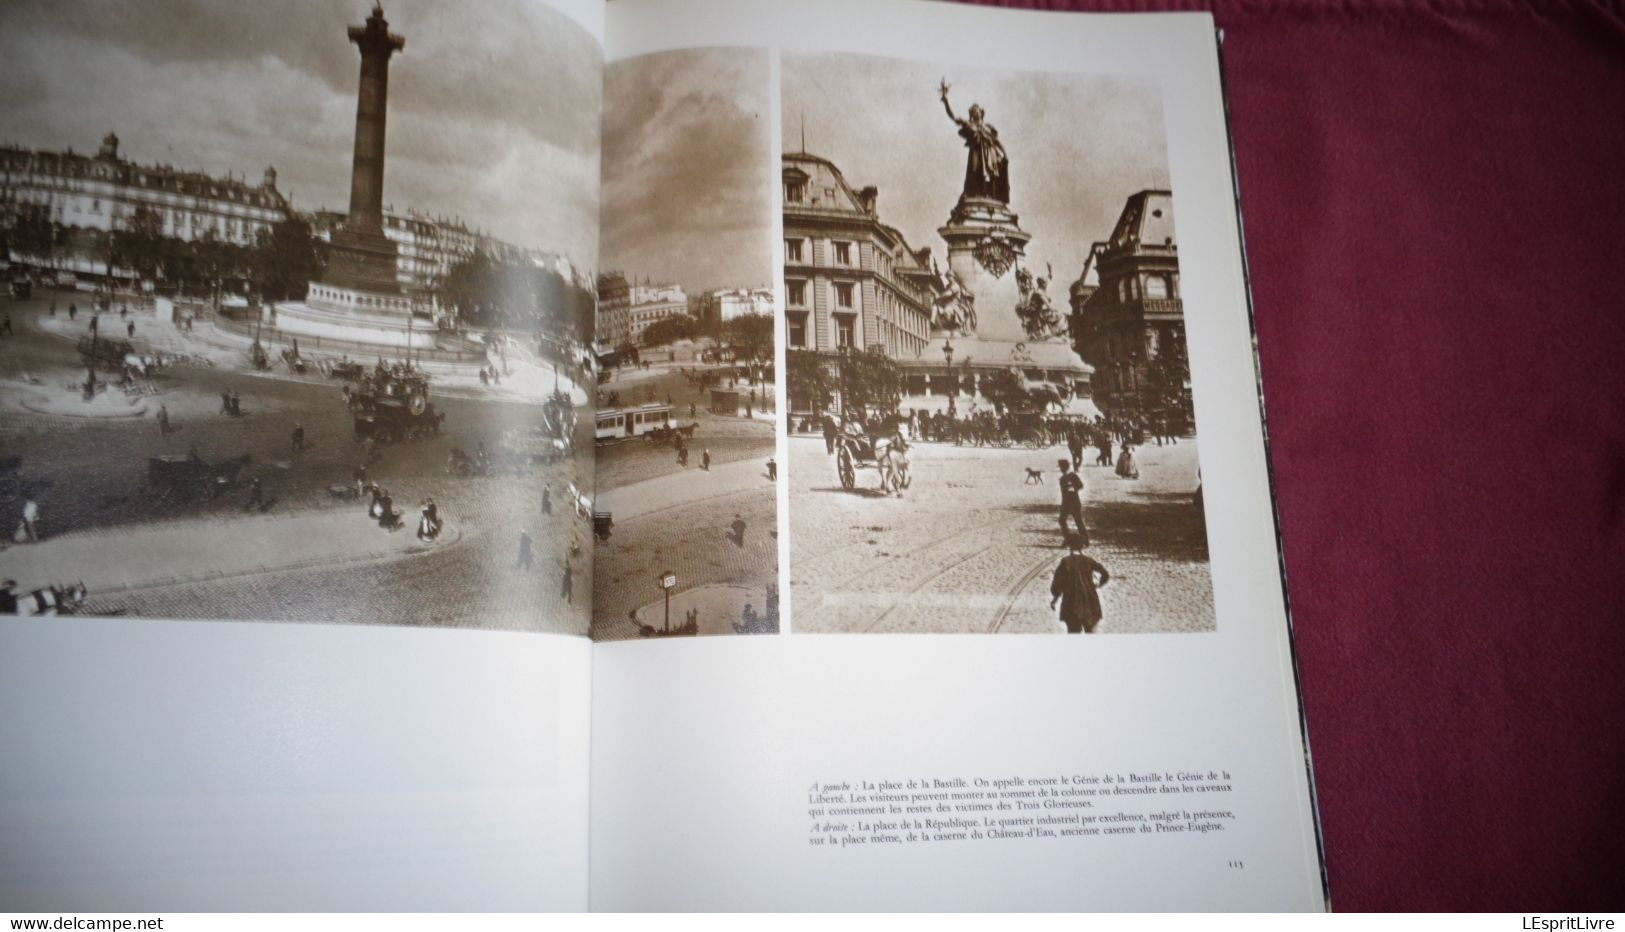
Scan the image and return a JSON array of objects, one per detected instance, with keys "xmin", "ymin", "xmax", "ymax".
[
  {"xmin": 1, "ymin": 506, "xmax": 462, "ymax": 593},
  {"xmin": 597, "ymin": 457, "xmax": 773, "ymax": 522}
]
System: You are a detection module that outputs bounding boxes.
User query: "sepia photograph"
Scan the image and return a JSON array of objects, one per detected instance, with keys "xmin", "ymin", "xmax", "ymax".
[
  {"xmin": 591, "ymin": 47, "xmax": 779, "ymax": 640},
  {"xmin": 782, "ymin": 52, "xmax": 1211, "ymax": 634},
  {"xmin": 0, "ymin": 0, "xmax": 601, "ymax": 632}
]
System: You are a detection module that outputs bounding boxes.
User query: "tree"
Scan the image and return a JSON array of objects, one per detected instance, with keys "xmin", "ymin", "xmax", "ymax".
[
  {"xmin": 113, "ymin": 205, "xmax": 165, "ymax": 282},
  {"xmin": 722, "ymin": 312, "xmax": 774, "ymax": 364},
  {"xmin": 252, "ymin": 217, "xmax": 320, "ymax": 303},
  {"xmin": 640, "ymin": 314, "xmax": 698, "ymax": 348},
  {"xmin": 838, "ymin": 346, "xmax": 902, "ymax": 419},
  {"xmin": 1145, "ymin": 323, "xmax": 1193, "ymax": 427},
  {"xmin": 787, "ymin": 348, "xmax": 836, "ymax": 415}
]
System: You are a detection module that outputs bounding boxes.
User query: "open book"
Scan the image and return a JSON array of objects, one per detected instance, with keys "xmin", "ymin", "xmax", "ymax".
[{"xmin": 0, "ymin": 0, "xmax": 1326, "ymax": 912}]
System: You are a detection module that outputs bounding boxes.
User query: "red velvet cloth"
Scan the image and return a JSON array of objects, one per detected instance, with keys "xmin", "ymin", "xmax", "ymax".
[{"xmin": 964, "ymin": 0, "xmax": 1625, "ymax": 911}]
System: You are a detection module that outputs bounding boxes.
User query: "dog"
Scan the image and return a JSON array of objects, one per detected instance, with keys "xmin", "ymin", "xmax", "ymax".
[{"xmin": 1023, "ymin": 467, "xmax": 1045, "ymax": 485}]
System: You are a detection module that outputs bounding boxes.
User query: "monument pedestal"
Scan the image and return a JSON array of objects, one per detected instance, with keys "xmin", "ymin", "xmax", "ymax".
[
  {"xmin": 321, "ymin": 226, "xmax": 405, "ymax": 298},
  {"xmin": 937, "ymin": 196, "xmax": 1031, "ymax": 343}
]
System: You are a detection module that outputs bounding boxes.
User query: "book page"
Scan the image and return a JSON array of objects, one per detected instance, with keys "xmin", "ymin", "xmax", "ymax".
[
  {"xmin": 589, "ymin": 0, "xmax": 1324, "ymax": 910},
  {"xmin": 0, "ymin": 0, "xmax": 604, "ymax": 909}
]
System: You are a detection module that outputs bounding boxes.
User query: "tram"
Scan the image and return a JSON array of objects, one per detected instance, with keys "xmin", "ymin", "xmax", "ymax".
[{"xmin": 595, "ymin": 402, "xmax": 674, "ymax": 442}]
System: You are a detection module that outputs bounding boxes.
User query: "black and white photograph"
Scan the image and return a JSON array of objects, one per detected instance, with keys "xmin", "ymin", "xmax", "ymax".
[
  {"xmin": 0, "ymin": 0, "xmax": 600, "ymax": 632},
  {"xmin": 782, "ymin": 52, "xmax": 1211, "ymax": 634},
  {"xmin": 590, "ymin": 47, "xmax": 780, "ymax": 640}
]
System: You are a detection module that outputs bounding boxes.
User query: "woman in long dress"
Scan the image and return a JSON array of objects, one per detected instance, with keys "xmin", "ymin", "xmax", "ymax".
[{"xmin": 1116, "ymin": 443, "xmax": 1140, "ymax": 480}]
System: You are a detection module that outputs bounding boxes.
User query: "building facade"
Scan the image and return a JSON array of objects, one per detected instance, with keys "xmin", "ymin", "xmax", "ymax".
[
  {"xmin": 0, "ymin": 133, "xmax": 289, "ymax": 272},
  {"xmin": 626, "ymin": 282, "xmax": 688, "ymax": 344},
  {"xmin": 596, "ymin": 271, "xmax": 632, "ymax": 350},
  {"xmin": 1068, "ymin": 190, "xmax": 1186, "ymax": 415},
  {"xmin": 782, "ymin": 152, "xmax": 935, "ymax": 359},
  {"xmin": 694, "ymin": 286, "xmax": 775, "ymax": 328}
]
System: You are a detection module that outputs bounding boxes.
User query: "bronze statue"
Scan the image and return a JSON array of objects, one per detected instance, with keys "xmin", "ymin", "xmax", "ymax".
[{"xmin": 940, "ymin": 79, "xmax": 1009, "ymax": 204}]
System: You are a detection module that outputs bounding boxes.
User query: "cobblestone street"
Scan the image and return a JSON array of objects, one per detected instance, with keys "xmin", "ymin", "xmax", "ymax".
[{"xmin": 787, "ymin": 434, "xmax": 1212, "ymax": 634}]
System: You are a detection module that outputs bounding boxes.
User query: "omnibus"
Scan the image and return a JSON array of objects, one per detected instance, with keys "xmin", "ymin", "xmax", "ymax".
[{"xmin": 595, "ymin": 402, "xmax": 674, "ymax": 442}]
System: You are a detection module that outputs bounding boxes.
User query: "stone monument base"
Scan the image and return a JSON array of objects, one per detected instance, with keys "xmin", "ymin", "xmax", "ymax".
[{"xmin": 274, "ymin": 283, "xmax": 437, "ymax": 349}]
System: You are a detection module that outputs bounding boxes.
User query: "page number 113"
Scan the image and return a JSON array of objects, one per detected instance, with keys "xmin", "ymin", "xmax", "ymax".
[{"xmin": 1227, "ymin": 860, "xmax": 1245, "ymax": 870}]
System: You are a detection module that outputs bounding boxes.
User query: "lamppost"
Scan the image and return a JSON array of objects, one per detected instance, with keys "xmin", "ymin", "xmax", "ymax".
[
  {"xmin": 658, "ymin": 570, "xmax": 677, "ymax": 634},
  {"xmin": 943, "ymin": 337, "xmax": 956, "ymax": 419}
]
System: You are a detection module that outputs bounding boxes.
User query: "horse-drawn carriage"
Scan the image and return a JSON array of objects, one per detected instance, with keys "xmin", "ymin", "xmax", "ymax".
[
  {"xmin": 829, "ymin": 416, "xmax": 911, "ymax": 495},
  {"xmin": 147, "ymin": 452, "xmax": 253, "ymax": 501},
  {"xmin": 351, "ymin": 369, "xmax": 443, "ymax": 444}
]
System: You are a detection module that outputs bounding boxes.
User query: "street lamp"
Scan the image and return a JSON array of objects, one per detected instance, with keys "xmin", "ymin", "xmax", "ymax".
[
  {"xmin": 943, "ymin": 337, "xmax": 956, "ymax": 419},
  {"xmin": 658, "ymin": 570, "xmax": 677, "ymax": 634}
]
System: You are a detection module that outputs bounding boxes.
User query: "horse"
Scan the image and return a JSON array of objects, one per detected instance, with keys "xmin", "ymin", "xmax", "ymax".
[
  {"xmin": 6, "ymin": 581, "xmax": 88, "ymax": 617},
  {"xmin": 869, "ymin": 418, "xmax": 913, "ymax": 497}
]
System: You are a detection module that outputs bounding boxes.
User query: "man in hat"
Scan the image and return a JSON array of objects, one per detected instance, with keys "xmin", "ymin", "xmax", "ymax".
[
  {"xmin": 1049, "ymin": 533, "xmax": 1110, "ymax": 634},
  {"xmin": 1057, "ymin": 459, "xmax": 1089, "ymax": 543}
]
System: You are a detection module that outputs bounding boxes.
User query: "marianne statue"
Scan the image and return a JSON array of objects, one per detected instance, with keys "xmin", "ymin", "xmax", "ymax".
[{"xmin": 940, "ymin": 78, "xmax": 1010, "ymax": 204}]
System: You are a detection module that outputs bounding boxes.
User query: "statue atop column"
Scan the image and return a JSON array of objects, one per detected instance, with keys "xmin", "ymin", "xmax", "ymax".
[{"xmin": 939, "ymin": 78, "xmax": 1010, "ymax": 205}]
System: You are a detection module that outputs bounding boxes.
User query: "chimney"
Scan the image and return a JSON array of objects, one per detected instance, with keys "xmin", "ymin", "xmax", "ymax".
[{"xmin": 859, "ymin": 186, "xmax": 878, "ymax": 217}]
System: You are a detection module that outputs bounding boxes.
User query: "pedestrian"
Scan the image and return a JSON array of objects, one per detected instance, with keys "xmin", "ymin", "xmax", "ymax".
[
  {"xmin": 730, "ymin": 514, "xmax": 747, "ymax": 547},
  {"xmin": 766, "ymin": 457, "xmax": 777, "ymax": 481},
  {"xmin": 68, "ymin": 303, "xmax": 77, "ymax": 320},
  {"xmin": 353, "ymin": 464, "xmax": 368, "ymax": 496},
  {"xmin": 1115, "ymin": 443, "xmax": 1139, "ymax": 480},
  {"xmin": 1049, "ymin": 533, "xmax": 1110, "ymax": 634},
  {"xmin": 89, "ymin": 314, "xmax": 98, "ymax": 335},
  {"xmin": 702, "ymin": 448, "xmax": 711, "ymax": 471},
  {"xmin": 517, "ymin": 529, "xmax": 534, "ymax": 569},
  {"xmin": 542, "ymin": 487, "xmax": 552, "ymax": 516},
  {"xmin": 1057, "ymin": 459, "xmax": 1089, "ymax": 544},
  {"xmin": 822, "ymin": 416, "xmax": 838, "ymax": 455},
  {"xmin": 221, "ymin": 390, "xmax": 232, "ymax": 415},
  {"xmin": 229, "ymin": 390, "xmax": 241, "ymax": 417},
  {"xmin": 127, "ymin": 320, "xmax": 135, "ymax": 338},
  {"xmin": 156, "ymin": 404, "xmax": 170, "ymax": 435},
  {"xmin": 689, "ymin": 402, "xmax": 697, "ymax": 418},
  {"xmin": 1096, "ymin": 430, "xmax": 1114, "ymax": 468},
  {"xmin": 560, "ymin": 557, "xmax": 573, "ymax": 603},
  {"xmin": 18, "ymin": 498, "xmax": 40, "ymax": 542},
  {"xmin": 1067, "ymin": 426, "xmax": 1085, "ymax": 472},
  {"xmin": 1, "ymin": 314, "xmax": 11, "ymax": 336},
  {"xmin": 243, "ymin": 476, "xmax": 265, "ymax": 512},
  {"xmin": 291, "ymin": 422, "xmax": 305, "ymax": 454}
]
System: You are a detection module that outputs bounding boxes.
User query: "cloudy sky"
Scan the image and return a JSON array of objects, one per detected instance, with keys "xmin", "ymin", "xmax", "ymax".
[
  {"xmin": 0, "ymin": 0, "xmax": 602, "ymax": 266},
  {"xmin": 601, "ymin": 47, "xmax": 773, "ymax": 294},
  {"xmin": 783, "ymin": 52, "xmax": 1170, "ymax": 288}
]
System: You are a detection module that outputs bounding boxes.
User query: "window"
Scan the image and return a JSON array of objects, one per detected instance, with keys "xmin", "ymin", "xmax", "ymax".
[
  {"xmin": 785, "ymin": 238, "xmax": 804, "ymax": 263},
  {"xmin": 785, "ymin": 179, "xmax": 805, "ymax": 203},
  {"xmin": 787, "ymin": 280, "xmax": 806, "ymax": 307},
  {"xmin": 788, "ymin": 312, "xmax": 807, "ymax": 348},
  {"xmin": 836, "ymin": 314, "xmax": 855, "ymax": 348},
  {"xmin": 834, "ymin": 282, "xmax": 855, "ymax": 309},
  {"xmin": 833, "ymin": 241, "xmax": 851, "ymax": 266},
  {"xmin": 1145, "ymin": 275, "xmax": 1168, "ymax": 299}
]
